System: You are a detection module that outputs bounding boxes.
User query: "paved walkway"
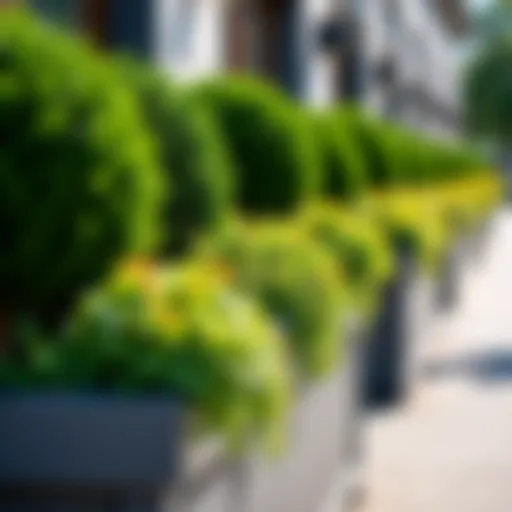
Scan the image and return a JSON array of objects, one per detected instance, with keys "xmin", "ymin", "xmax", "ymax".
[{"xmin": 362, "ymin": 208, "xmax": 512, "ymax": 512}]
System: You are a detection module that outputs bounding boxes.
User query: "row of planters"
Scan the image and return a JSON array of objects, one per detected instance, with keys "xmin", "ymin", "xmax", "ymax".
[
  {"xmin": 361, "ymin": 175, "xmax": 501, "ymax": 407},
  {"xmin": 0, "ymin": 10, "xmax": 503, "ymax": 512}
]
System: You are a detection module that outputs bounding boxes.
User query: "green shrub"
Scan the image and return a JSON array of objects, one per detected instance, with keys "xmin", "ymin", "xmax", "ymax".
[
  {"xmin": 335, "ymin": 108, "xmax": 487, "ymax": 189},
  {"xmin": 394, "ymin": 137, "xmax": 486, "ymax": 186},
  {"xmin": 368, "ymin": 193, "xmax": 449, "ymax": 274},
  {"xmin": 313, "ymin": 111, "xmax": 367, "ymax": 203},
  {"xmin": 118, "ymin": 59, "xmax": 234, "ymax": 255},
  {"xmin": 413, "ymin": 138, "xmax": 437, "ymax": 184},
  {"xmin": 0, "ymin": 11, "xmax": 162, "ymax": 324},
  {"xmin": 388, "ymin": 128, "xmax": 425, "ymax": 186},
  {"xmin": 196, "ymin": 76, "xmax": 320, "ymax": 215},
  {"xmin": 302, "ymin": 205, "xmax": 394, "ymax": 312},
  {"xmin": 0, "ymin": 260, "xmax": 292, "ymax": 453},
  {"xmin": 337, "ymin": 107, "xmax": 397, "ymax": 188},
  {"xmin": 197, "ymin": 220, "xmax": 345, "ymax": 379}
]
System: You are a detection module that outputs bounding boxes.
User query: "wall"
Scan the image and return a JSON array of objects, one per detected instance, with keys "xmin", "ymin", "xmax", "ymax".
[
  {"xmin": 355, "ymin": 0, "xmax": 465, "ymax": 137},
  {"xmin": 153, "ymin": 0, "xmax": 339, "ymax": 105},
  {"xmin": 298, "ymin": 0, "xmax": 338, "ymax": 107},
  {"xmin": 153, "ymin": 0, "xmax": 227, "ymax": 80}
]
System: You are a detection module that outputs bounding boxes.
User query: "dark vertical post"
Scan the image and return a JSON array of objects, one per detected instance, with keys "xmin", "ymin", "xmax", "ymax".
[{"xmin": 364, "ymin": 248, "xmax": 417, "ymax": 407}]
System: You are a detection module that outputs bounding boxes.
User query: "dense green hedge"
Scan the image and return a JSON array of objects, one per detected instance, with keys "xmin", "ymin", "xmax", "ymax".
[
  {"xmin": 0, "ymin": 260, "xmax": 292, "ymax": 453},
  {"xmin": 197, "ymin": 221, "xmax": 344, "ymax": 379},
  {"xmin": 336, "ymin": 108, "xmax": 398, "ymax": 188},
  {"xmin": 0, "ymin": 12, "xmax": 501, "ymax": 457},
  {"xmin": 196, "ymin": 77, "xmax": 320, "ymax": 215},
  {"xmin": 302, "ymin": 206, "xmax": 394, "ymax": 311},
  {"xmin": 331, "ymin": 106, "xmax": 488, "ymax": 190},
  {"xmin": 0, "ymin": 11, "xmax": 162, "ymax": 324},
  {"xmin": 119, "ymin": 59, "xmax": 234, "ymax": 256},
  {"xmin": 387, "ymin": 129, "xmax": 424, "ymax": 186},
  {"xmin": 313, "ymin": 111, "xmax": 367, "ymax": 202}
]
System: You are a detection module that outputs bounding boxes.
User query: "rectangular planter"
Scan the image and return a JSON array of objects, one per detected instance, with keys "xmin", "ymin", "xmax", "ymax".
[
  {"xmin": 240, "ymin": 326, "xmax": 366, "ymax": 512},
  {"xmin": 363, "ymin": 249, "xmax": 420, "ymax": 407},
  {"xmin": 162, "ymin": 436, "xmax": 247, "ymax": 512},
  {"xmin": 469, "ymin": 216, "xmax": 494, "ymax": 266},
  {"xmin": 436, "ymin": 220, "xmax": 492, "ymax": 315},
  {"xmin": 436, "ymin": 241, "xmax": 462, "ymax": 313},
  {"xmin": 0, "ymin": 329, "xmax": 368, "ymax": 512},
  {"xmin": 0, "ymin": 393, "xmax": 184, "ymax": 511},
  {"xmin": 438, "ymin": 211, "xmax": 498, "ymax": 318},
  {"xmin": 0, "ymin": 394, "xmax": 249, "ymax": 512},
  {"xmin": 340, "ymin": 326, "xmax": 369, "ymax": 508},
  {"xmin": 414, "ymin": 275, "xmax": 436, "ymax": 342}
]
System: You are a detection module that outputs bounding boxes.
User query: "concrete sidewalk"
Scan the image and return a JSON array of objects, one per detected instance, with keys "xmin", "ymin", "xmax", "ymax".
[{"xmin": 362, "ymin": 209, "xmax": 512, "ymax": 512}]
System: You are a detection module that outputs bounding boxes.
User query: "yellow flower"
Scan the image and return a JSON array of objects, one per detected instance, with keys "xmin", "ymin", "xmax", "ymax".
[
  {"xmin": 113, "ymin": 257, "xmax": 156, "ymax": 293},
  {"xmin": 155, "ymin": 306, "xmax": 187, "ymax": 339}
]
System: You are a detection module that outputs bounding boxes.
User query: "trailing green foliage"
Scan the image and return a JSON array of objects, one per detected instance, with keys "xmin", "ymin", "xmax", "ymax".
[
  {"xmin": 387, "ymin": 128, "xmax": 426, "ymax": 186},
  {"xmin": 196, "ymin": 76, "xmax": 320, "ymax": 215},
  {"xmin": 0, "ymin": 9, "xmax": 504, "ymax": 467},
  {"xmin": 0, "ymin": 11, "xmax": 162, "ymax": 323},
  {"xmin": 302, "ymin": 205, "xmax": 394, "ymax": 311},
  {"xmin": 335, "ymin": 106, "xmax": 488, "ymax": 190},
  {"xmin": 0, "ymin": 260, "xmax": 292, "ymax": 453},
  {"xmin": 118, "ymin": 58, "xmax": 234, "ymax": 256},
  {"xmin": 197, "ymin": 221, "xmax": 345, "ymax": 379},
  {"xmin": 366, "ymin": 191, "xmax": 450, "ymax": 274},
  {"xmin": 337, "ymin": 107, "xmax": 398, "ymax": 188}
]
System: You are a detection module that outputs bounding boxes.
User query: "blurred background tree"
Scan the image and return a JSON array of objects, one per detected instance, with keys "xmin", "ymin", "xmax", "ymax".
[
  {"xmin": 466, "ymin": 0, "xmax": 512, "ymax": 171},
  {"xmin": 466, "ymin": 37, "xmax": 512, "ymax": 144},
  {"xmin": 474, "ymin": 0, "xmax": 512, "ymax": 40}
]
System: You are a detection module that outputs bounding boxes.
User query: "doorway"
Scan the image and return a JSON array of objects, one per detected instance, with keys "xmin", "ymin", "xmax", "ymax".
[{"xmin": 226, "ymin": 0, "xmax": 299, "ymax": 94}]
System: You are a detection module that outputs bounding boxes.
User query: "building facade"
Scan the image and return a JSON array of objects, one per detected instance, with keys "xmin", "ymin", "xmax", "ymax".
[
  {"xmin": 27, "ymin": 0, "xmax": 468, "ymax": 132},
  {"xmin": 27, "ymin": 0, "xmax": 343, "ymax": 107},
  {"xmin": 351, "ymin": 0, "xmax": 469, "ymax": 137},
  {"xmin": 154, "ymin": 0, "xmax": 342, "ymax": 106}
]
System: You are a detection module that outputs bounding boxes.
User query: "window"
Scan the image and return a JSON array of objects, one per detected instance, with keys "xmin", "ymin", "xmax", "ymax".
[{"xmin": 384, "ymin": 0, "xmax": 401, "ymax": 31}]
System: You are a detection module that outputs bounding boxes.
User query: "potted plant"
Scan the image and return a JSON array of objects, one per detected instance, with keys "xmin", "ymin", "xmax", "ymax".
[
  {"xmin": 0, "ymin": 261, "xmax": 292, "ymax": 511},
  {"xmin": 197, "ymin": 220, "xmax": 367, "ymax": 512},
  {"xmin": 117, "ymin": 58, "xmax": 235, "ymax": 257},
  {"xmin": 0, "ymin": 11, "xmax": 164, "ymax": 344},
  {"xmin": 301, "ymin": 204, "xmax": 395, "ymax": 504},
  {"xmin": 362, "ymin": 195, "xmax": 445, "ymax": 406}
]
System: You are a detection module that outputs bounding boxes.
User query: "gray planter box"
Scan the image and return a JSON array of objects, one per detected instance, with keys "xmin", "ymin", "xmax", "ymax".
[
  {"xmin": 0, "ymin": 329, "xmax": 368, "ymax": 512},
  {"xmin": 469, "ymin": 217, "xmax": 493, "ymax": 266},
  {"xmin": 341, "ymin": 327, "xmax": 369, "ymax": 508},
  {"xmin": 436, "ymin": 242, "xmax": 462, "ymax": 312},
  {"xmin": 241, "ymin": 326, "xmax": 367, "ymax": 512},
  {"xmin": 0, "ymin": 394, "xmax": 249, "ymax": 512},
  {"xmin": 164, "ymin": 327, "xmax": 368, "ymax": 512},
  {"xmin": 0, "ymin": 393, "xmax": 184, "ymax": 511},
  {"xmin": 162, "ymin": 436, "xmax": 247, "ymax": 512},
  {"xmin": 437, "ymin": 220, "xmax": 492, "ymax": 314}
]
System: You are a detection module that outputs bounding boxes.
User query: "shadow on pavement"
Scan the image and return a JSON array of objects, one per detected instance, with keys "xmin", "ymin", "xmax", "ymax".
[{"xmin": 422, "ymin": 346, "xmax": 512, "ymax": 385}]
